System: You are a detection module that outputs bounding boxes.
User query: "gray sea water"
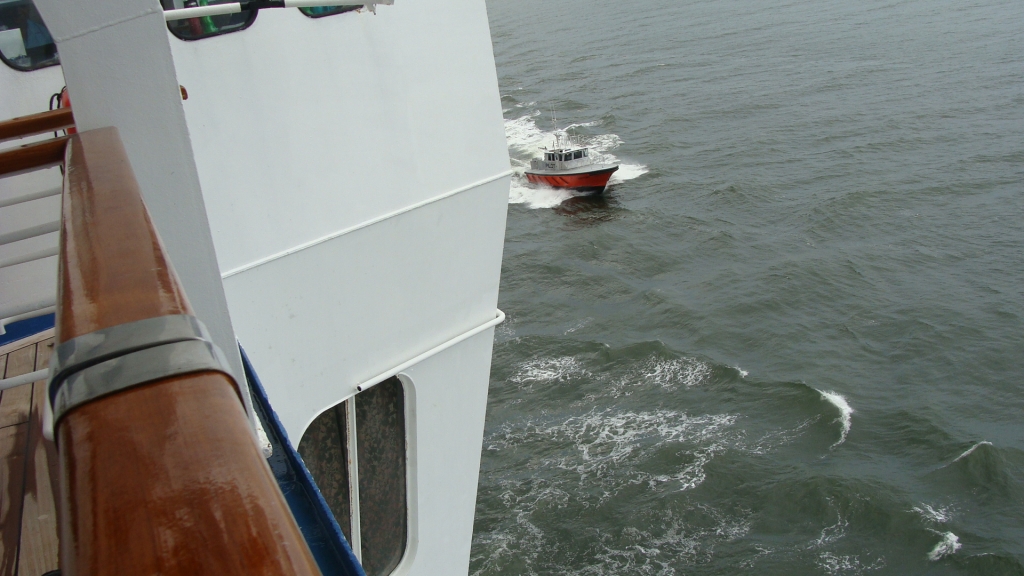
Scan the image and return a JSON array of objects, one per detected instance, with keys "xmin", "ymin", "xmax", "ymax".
[{"xmin": 471, "ymin": 0, "xmax": 1024, "ymax": 573}]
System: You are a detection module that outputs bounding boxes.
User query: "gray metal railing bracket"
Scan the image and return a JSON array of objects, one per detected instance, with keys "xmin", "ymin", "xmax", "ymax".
[{"xmin": 48, "ymin": 314, "xmax": 235, "ymax": 427}]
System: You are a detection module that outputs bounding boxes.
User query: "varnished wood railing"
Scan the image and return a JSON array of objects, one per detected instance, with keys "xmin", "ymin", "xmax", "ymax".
[
  {"xmin": 54, "ymin": 127, "xmax": 321, "ymax": 575},
  {"xmin": 0, "ymin": 107, "xmax": 74, "ymax": 143},
  {"xmin": 0, "ymin": 108, "xmax": 74, "ymax": 177},
  {"xmin": 0, "ymin": 136, "xmax": 69, "ymax": 177}
]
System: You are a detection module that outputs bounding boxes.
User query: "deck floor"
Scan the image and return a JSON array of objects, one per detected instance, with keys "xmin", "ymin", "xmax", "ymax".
[{"xmin": 0, "ymin": 329, "xmax": 59, "ymax": 576}]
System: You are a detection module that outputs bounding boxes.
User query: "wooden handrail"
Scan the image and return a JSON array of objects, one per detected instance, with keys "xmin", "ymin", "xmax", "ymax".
[
  {"xmin": 55, "ymin": 127, "xmax": 321, "ymax": 575},
  {"xmin": 0, "ymin": 107, "xmax": 75, "ymax": 144},
  {"xmin": 0, "ymin": 136, "xmax": 69, "ymax": 177}
]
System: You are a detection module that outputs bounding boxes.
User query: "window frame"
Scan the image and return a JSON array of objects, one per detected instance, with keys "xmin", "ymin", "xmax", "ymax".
[
  {"xmin": 299, "ymin": 5, "xmax": 361, "ymax": 19},
  {"xmin": 0, "ymin": 0, "xmax": 60, "ymax": 72},
  {"xmin": 298, "ymin": 376, "xmax": 411, "ymax": 576},
  {"xmin": 162, "ymin": 0, "xmax": 258, "ymax": 42}
]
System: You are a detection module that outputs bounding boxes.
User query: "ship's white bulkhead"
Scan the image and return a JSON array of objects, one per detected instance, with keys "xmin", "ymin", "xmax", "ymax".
[
  {"xmin": 169, "ymin": 2, "xmax": 510, "ymax": 575},
  {"xmin": 12, "ymin": 0, "xmax": 508, "ymax": 573}
]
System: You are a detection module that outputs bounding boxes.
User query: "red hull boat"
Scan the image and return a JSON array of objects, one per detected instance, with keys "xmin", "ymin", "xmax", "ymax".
[
  {"xmin": 524, "ymin": 134, "xmax": 619, "ymax": 193},
  {"xmin": 525, "ymin": 165, "xmax": 618, "ymax": 191}
]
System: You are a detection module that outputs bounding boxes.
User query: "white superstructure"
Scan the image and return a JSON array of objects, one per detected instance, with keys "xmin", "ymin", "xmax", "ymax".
[
  {"xmin": 173, "ymin": 4, "xmax": 511, "ymax": 574},
  {"xmin": 2, "ymin": 1, "xmax": 510, "ymax": 574}
]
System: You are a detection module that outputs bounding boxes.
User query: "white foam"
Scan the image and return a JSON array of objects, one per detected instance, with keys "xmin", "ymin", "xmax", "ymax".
[
  {"xmin": 927, "ymin": 531, "xmax": 961, "ymax": 561},
  {"xmin": 563, "ymin": 317, "xmax": 592, "ymax": 334},
  {"xmin": 510, "ymin": 356, "xmax": 590, "ymax": 387},
  {"xmin": 551, "ymin": 509, "xmax": 750, "ymax": 575},
  {"xmin": 609, "ymin": 162, "xmax": 649, "ymax": 185},
  {"xmin": 952, "ymin": 441, "xmax": 992, "ymax": 463},
  {"xmin": 817, "ymin": 552, "xmax": 885, "ymax": 574},
  {"xmin": 744, "ymin": 416, "xmax": 820, "ymax": 455},
  {"xmin": 547, "ymin": 409, "xmax": 738, "ymax": 492},
  {"xmin": 817, "ymin": 390, "xmax": 854, "ymax": 449},
  {"xmin": 607, "ymin": 355, "xmax": 712, "ymax": 397},
  {"xmin": 508, "ymin": 180, "xmax": 576, "ymax": 209},
  {"xmin": 503, "ymin": 111, "xmax": 648, "ymax": 209},
  {"xmin": 912, "ymin": 504, "xmax": 953, "ymax": 524},
  {"xmin": 640, "ymin": 357, "xmax": 712, "ymax": 389},
  {"xmin": 812, "ymin": 510, "xmax": 848, "ymax": 548},
  {"xmin": 733, "ymin": 365, "xmax": 749, "ymax": 378}
]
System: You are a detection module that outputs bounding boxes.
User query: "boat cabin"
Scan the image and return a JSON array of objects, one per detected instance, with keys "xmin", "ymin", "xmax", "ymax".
[
  {"xmin": 532, "ymin": 146, "xmax": 592, "ymax": 172},
  {"xmin": 544, "ymin": 148, "xmax": 588, "ymax": 163}
]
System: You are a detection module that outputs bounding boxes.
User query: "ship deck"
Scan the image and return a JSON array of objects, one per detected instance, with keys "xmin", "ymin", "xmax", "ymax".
[
  {"xmin": 524, "ymin": 163, "xmax": 618, "ymax": 176},
  {"xmin": 0, "ymin": 329, "xmax": 59, "ymax": 576}
]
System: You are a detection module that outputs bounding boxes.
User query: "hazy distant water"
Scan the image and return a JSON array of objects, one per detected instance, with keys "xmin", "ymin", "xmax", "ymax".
[{"xmin": 472, "ymin": 0, "xmax": 1024, "ymax": 574}]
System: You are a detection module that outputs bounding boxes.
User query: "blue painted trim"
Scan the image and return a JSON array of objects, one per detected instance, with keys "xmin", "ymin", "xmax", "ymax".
[
  {"xmin": 240, "ymin": 345, "xmax": 366, "ymax": 576},
  {"xmin": 0, "ymin": 313, "xmax": 55, "ymax": 347}
]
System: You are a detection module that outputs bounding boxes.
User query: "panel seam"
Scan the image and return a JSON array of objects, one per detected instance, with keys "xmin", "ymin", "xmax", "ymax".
[{"xmin": 221, "ymin": 170, "xmax": 512, "ymax": 279}]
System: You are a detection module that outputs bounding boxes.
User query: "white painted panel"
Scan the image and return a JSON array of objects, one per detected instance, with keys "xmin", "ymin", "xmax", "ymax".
[
  {"xmin": 226, "ymin": 177, "xmax": 508, "ymax": 438},
  {"xmin": 395, "ymin": 329, "xmax": 494, "ymax": 576},
  {"xmin": 0, "ymin": 62, "xmax": 64, "ymax": 126},
  {"xmin": 170, "ymin": 0, "xmax": 509, "ymax": 272}
]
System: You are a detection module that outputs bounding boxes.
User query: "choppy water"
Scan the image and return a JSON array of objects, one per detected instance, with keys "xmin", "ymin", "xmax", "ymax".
[{"xmin": 472, "ymin": 0, "xmax": 1024, "ymax": 574}]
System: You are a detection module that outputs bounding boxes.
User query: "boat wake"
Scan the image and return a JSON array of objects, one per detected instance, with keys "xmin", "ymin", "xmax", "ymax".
[{"xmin": 503, "ymin": 111, "xmax": 647, "ymax": 208}]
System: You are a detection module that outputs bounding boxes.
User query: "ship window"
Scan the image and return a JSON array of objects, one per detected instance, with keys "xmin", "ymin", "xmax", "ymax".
[
  {"xmin": 574, "ymin": 151, "xmax": 582, "ymax": 159},
  {"xmin": 300, "ymin": 5, "xmax": 361, "ymax": 18},
  {"xmin": 583, "ymin": 149, "xmax": 588, "ymax": 157},
  {"xmin": 298, "ymin": 376, "xmax": 408, "ymax": 576},
  {"xmin": 0, "ymin": 0, "xmax": 59, "ymax": 71},
  {"xmin": 161, "ymin": 0, "xmax": 256, "ymax": 41}
]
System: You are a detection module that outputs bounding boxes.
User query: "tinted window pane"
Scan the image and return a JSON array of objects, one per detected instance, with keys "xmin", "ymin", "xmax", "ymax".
[
  {"xmin": 162, "ymin": 0, "xmax": 256, "ymax": 41},
  {"xmin": 300, "ymin": 5, "xmax": 361, "ymax": 18},
  {"xmin": 0, "ymin": 0, "xmax": 58, "ymax": 71},
  {"xmin": 298, "ymin": 402, "xmax": 353, "ymax": 543},
  {"xmin": 299, "ymin": 377, "xmax": 408, "ymax": 575},
  {"xmin": 356, "ymin": 377, "xmax": 407, "ymax": 576}
]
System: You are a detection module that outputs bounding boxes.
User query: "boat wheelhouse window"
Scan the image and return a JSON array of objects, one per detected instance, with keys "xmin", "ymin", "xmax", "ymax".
[
  {"xmin": 583, "ymin": 149, "xmax": 588, "ymax": 157},
  {"xmin": 573, "ymin": 150, "xmax": 583, "ymax": 159},
  {"xmin": 545, "ymin": 153, "xmax": 554, "ymax": 161},
  {"xmin": 0, "ymin": 0, "xmax": 58, "ymax": 71},
  {"xmin": 298, "ymin": 376, "xmax": 408, "ymax": 575},
  {"xmin": 162, "ymin": 0, "xmax": 256, "ymax": 41},
  {"xmin": 300, "ymin": 5, "xmax": 361, "ymax": 18}
]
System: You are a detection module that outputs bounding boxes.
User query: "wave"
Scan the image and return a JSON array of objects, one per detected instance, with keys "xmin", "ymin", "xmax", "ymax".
[
  {"xmin": 952, "ymin": 440, "xmax": 993, "ymax": 463},
  {"xmin": 485, "ymin": 406, "xmax": 739, "ymax": 495},
  {"xmin": 816, "ymin": 389, "xmax": 854, "ymax": 449},
  {"xmin": 817, "ymin": 552, "xmax": 885, "ymax": 574},
  {"xmin": 509, "ymin": 356, "xmax": 591, "ymax": 387},
  {"xmin": 927, "ymin": 531, "xmax": 961, "ymax": 561},
  {"xmin": 636, "ymin": 356, "xmax": 712, "ymax": 390},
  {"xmin": 912, "ymin": 503, "xmax": 953, "ymax": 524},
  {"xmin": 933, "ymin": 440, "xmax": 1022, "ymax": 496},
  {"xmin": 503, "ymin": 111, "xmax": 648, "ymax": 209}
]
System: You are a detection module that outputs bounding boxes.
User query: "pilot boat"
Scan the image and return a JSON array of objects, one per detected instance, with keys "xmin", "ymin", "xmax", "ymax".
[
  {"xmin": 524, "ymin": 133, "xmax": 619, "ymax": 193},
  {"xmin": 0, "ymin": 0, "xmax": 510, "ymax": 574}
]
